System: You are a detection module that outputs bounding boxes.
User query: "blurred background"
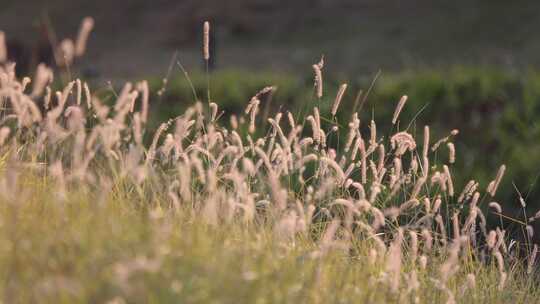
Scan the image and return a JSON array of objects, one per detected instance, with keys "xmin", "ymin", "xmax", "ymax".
[
  {"xmin": 5, "ymin": 0, "xmax": 540, "ymax": 77},
  {"xmin": 3, "ymin": 0, "xmax": 540, "ymax": 221}
]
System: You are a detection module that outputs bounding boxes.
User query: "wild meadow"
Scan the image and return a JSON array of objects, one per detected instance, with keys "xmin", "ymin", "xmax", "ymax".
[{"xmin": 0, "ymin": 18, "xmax": 539, "ymax": 303}]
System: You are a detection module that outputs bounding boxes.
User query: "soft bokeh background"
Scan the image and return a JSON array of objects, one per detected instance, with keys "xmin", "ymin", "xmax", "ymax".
[
  {"xmin": 6, "ymin": 0, "xmax": 540, "ymax": 77},
  {"xmin": 3, "ymin": 0, "xmax": 540, "ymax": 219}
]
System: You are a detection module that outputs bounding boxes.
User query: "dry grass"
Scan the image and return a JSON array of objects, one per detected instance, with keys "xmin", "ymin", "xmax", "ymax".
[{"xmin": 0, "ymin": 19, "xmax": 538, "ymax": 303}]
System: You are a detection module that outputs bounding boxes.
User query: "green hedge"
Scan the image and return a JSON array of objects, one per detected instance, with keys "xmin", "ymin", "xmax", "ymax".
[
  {"xmin": 147, "ymin": 67, "xmax": 540, "ymax": 213},
  {"xmin": 147, "ymin": 69, "xmax": 312, "ymax": 130},
  {"xmin": 361, "ymin": 67, "xmax": 540, "ymax": 213}
]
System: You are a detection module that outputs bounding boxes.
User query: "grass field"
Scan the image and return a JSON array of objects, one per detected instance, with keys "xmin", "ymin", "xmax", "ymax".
[
  {"xmin": 1, "ymin": 180, "xmax": 538, "ymax": 303},
  {"xmin": 0, "ymin": 17, "xmax": 540, "ymax": 304}
]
